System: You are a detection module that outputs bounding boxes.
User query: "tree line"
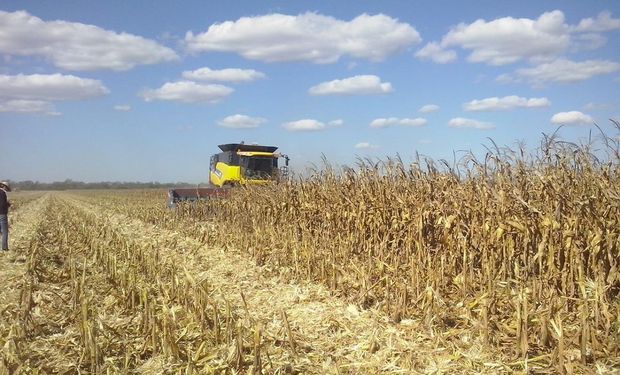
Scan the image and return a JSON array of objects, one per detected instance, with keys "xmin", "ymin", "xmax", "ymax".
[{"xmin": 8, "ymin": 179, "xmax": 202, "ymax": 191}]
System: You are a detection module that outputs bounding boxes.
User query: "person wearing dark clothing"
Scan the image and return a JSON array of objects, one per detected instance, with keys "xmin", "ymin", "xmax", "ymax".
[{"xmin": 0, "ymin": 181, "xmax": 11, "ymax": 251}]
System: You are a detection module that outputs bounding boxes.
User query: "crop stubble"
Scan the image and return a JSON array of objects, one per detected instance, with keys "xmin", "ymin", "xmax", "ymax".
[{"xmin": 1, "ymin": 132, "xmax": 619, "ymax": 374}]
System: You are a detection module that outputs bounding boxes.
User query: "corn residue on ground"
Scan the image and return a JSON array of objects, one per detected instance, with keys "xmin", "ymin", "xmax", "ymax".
[{"xmin": 1, "ymin": 136, "xmax": 619, "ymax": 374}]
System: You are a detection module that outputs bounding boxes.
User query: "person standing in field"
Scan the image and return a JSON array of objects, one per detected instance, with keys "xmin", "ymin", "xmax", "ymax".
[{"xmin": 0, "ymin": 181, "xmax": 11, "ymax": 252}]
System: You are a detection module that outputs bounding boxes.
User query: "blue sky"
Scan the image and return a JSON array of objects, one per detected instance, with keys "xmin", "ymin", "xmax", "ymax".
[{"xmin": 1, "ymin": 1, "xmax": 619, "ymax": 183}]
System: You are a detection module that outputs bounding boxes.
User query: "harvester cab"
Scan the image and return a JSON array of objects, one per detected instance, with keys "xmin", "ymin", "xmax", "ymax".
[
  {"xmin": 168, "ymin": 143, "xmax": 289, "ymax": 208},
  {"xmin": 210, "ymin": 143, "xmax": 288, "ymax": 187}
]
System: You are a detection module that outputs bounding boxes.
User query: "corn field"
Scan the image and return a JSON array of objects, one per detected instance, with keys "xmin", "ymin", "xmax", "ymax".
[{"xmin": 1, "ymin": 132, "xmax": 619, "ymax": 374}]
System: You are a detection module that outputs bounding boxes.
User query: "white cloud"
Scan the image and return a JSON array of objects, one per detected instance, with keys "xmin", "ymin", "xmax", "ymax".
[
  {"xmin": 495, "ymin": 74, "xmax": 516, "ymax": 84},
  {"xmin": 416, "ymin": 10, "xmax": 620, "ymax": 67},
  {"xmin": 400, "ymin": 118, "xmax": 428, "ymax": 126},
  {"xmin": 574, "ymin": 11, "xmax": 620, "ymax": 32},
  {"xmin": 569, "ymin": 11, "xmax": 620, "ymax": 51},
  {"xmin": 176, "ymin": 125, "xmax": 193, "ymax": 133},
  {"xmin": 448, "ymin": 117, "xmax": 495, "ymax": 130},
  {"xmin": 185, "ymin": 12, "xmax": 420, "ymax": 63},
  {"xmin": 550, "ymin": 111, "xmax": 593, "ymax": 125},
  {"xmin": 415, "ymin": 42, "xmax": 457, "ymax": 64},
  {"xmin": 114, "ymin": 104, "xmax": 131, "ymax": 111},
  {"xmin": 464, "ymin": 95, "xmax": 551, "ymax": 111},
  {"xmin": 218, "ymin": 114, "xmax": 266, "ymax": 129},
  {"xmin": 418, "ymin": 10, "xmax": 570, "ymax": 66},
  {"xmin": 0, "ymin": 10, "xmax": 178, "ymax": 71},
  {"xmin": 355, "ymin": 142, "xmax": 379, "ymax": 149},
  {"xmin": 583, "ymin": 102, "xmax": 611, "ymax": 111},
  {"xmin": 328, "ymin": 119, "xmax": 344, "ymax": 127},
  {"xmin": 308, "ymin": 75, "xmax": 393, "ymax": 95},
  {"xmin": 370, "ymin": 118, "xmax": 395, "ymax": 128},
  {"xmin": 282, "ymin": 119, "xmax": 326, "ymax": 132},
  {"xmin": 0, "ymin": 99, "xmax": 57, "ymax": 115},
  {"xmin": 504, "ymin": 59, "xmax": 620, "ymax": 85},
  {"xmin": 0, "ymin": 74, "xmax": 109, "ymax": 102},
  {"xmin": 370, "ymin": 117, "xmax": 427, "ymax": 128},
  {"xmin": 140, "ymin": 81, "xmax": 233, "ymax": 104},
  {"xmin": 0, "ymin": 73, "xmax": 104, "ymax": 115},
  {"xmin": 419, "ymin": 104, "xmax": 440, "ymax": 113},
  {"xmin": 182, "ymin": 67, "xmax": 266, "ymax": 83},
  {"xmin": 571, "ymin": 33, "xmax": 607, "ymax": 52}
]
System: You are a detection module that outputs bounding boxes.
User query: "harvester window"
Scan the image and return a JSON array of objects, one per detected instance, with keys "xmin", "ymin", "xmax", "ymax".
[
  {"xmin": 242, "ymin": 156, "xmax": 276, "ymax": 179},
  {"xmin": 210, "ymin": 155, "xmax": 218, "ymax": 171}
]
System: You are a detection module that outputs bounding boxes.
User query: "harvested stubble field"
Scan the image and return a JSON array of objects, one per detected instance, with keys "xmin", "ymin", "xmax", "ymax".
[{"xmin": 1, "ymin": 136, "xmax": 619, "ymax": 374}]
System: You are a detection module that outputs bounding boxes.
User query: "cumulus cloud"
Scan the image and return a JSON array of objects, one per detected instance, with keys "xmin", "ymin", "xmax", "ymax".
[
  {"xmin": 0, "ymin": 10, "xmax": 178, "ymax": 71},
  {"xmin": 114, "ymin": 104, "xmax": 131, "ymax": 111},
  {"xmin": 400, "ymin": 118, "xmax": 428, "ymax": 126},
  {"xmin": 282, "ymin": 119, "xmax": 326, "ymax": 132},
  {"xmin": 550, "ymin": 111, "xmax": 593, "ymax": 125},
  {"xmin": 419, "ymin": 104, "xmax": 440, "ymax": 113},
  {"xmin": 583, "ymin": 102, "xmax": 611, "ymax": 111},
  {"xmin": 415, "ymin": 42, "xmax": 457, "ymax": 64},
  {"xmin": 500, "ymin": 59, "xmax": 620, "ymax": 85},
  {"xmin": 370, "ymin": 117, "xmax": 427, "ymax": 128},
  {"xmin": 328, "ymin": 119, "xmax": 344, "ymax": 127},
  {"xmin": 0, "ymin": 73, "xmax": 109, "ymax": 101},
  {"xmin": 574, "ymin": 11, "xmax": 620, "ymax": 32},
  {"xmin": 416, "ymin": 10, "xmax": 570, "ymax": 66},
  {"xmin": 568, "ymin": 11, "xmax": 620, "ymax": 52},
  {"xmin": 464, "ymin": 95, "xmax": 551, "ymax": 111},
  {"xmin": 0, "ymin": 99, "xmax": 57, "ymax": 115},
  {"xmin": 355, "ymin": 142, "xmax": 379, "ymax": 149},
  {"xmin": 416, "ymin": 10, "xmax": 620, "ymax": 67},
  {"xmin": 571, "ymin": 33, "xmax": 608, "ymax": 52},
  {"xmin": 176, "ymin": 125, "xmax": 193, "ymax": 133},
  {"xmin": 140, "ymin": 81, "xmax": 233, "ymax": 104},
  {"xmin": 0, "ymin": 73, "xmax": 108, "ymax": 115},
  {"xmin": 448, "ymin": 117, "xmax": 495, "ymax": 130},
  {"xmin": 308, "ymin": 75, "xmax": 393, "ymax": 95},
  {"xmin": 218, "ymin": 114, "xmax": 266, "ymax": 129},
  {"xmin": 185, "ymin": 12, "xmax": 420, "ymax": 63},
  {"xmin": 182, "ymin": 67, "xmax": 266, "ymax": 83}
]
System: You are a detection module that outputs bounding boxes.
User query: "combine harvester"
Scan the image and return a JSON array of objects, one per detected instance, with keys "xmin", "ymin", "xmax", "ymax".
[{"xmin": 168, "ymin": 143, "xmax": 289, "ymax": 208}]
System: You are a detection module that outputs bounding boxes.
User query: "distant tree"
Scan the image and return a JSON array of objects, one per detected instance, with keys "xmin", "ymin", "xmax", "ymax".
[{"xmin": 9, "ymin": 180, "xmax": 203, "ymax": 191}]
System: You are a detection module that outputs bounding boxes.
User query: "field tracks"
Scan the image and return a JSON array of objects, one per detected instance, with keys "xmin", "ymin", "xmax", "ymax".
[
  {"xmin": 0, "ymin": 193, "xmax": 50, "ymax": 372},
  {"xmin": 0, "ymin": 192, "xmax": 50, "ymax": 295},
  {"xmin": 57, "ymin": 193, "xmax": 507, "ymax": 373},
  {"xmin": 3, "ymin": 188, "xmax": 615, "ymax": 373}
]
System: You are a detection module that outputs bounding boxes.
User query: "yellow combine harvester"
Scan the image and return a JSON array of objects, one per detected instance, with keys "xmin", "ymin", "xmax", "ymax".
[
  {"xmin": 209, "ymin": 143, "xmax": 289, "ymax": 186},
  {"xmin": 168, "ymin": 143, "xmax": 289, "ymax": 207}
]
